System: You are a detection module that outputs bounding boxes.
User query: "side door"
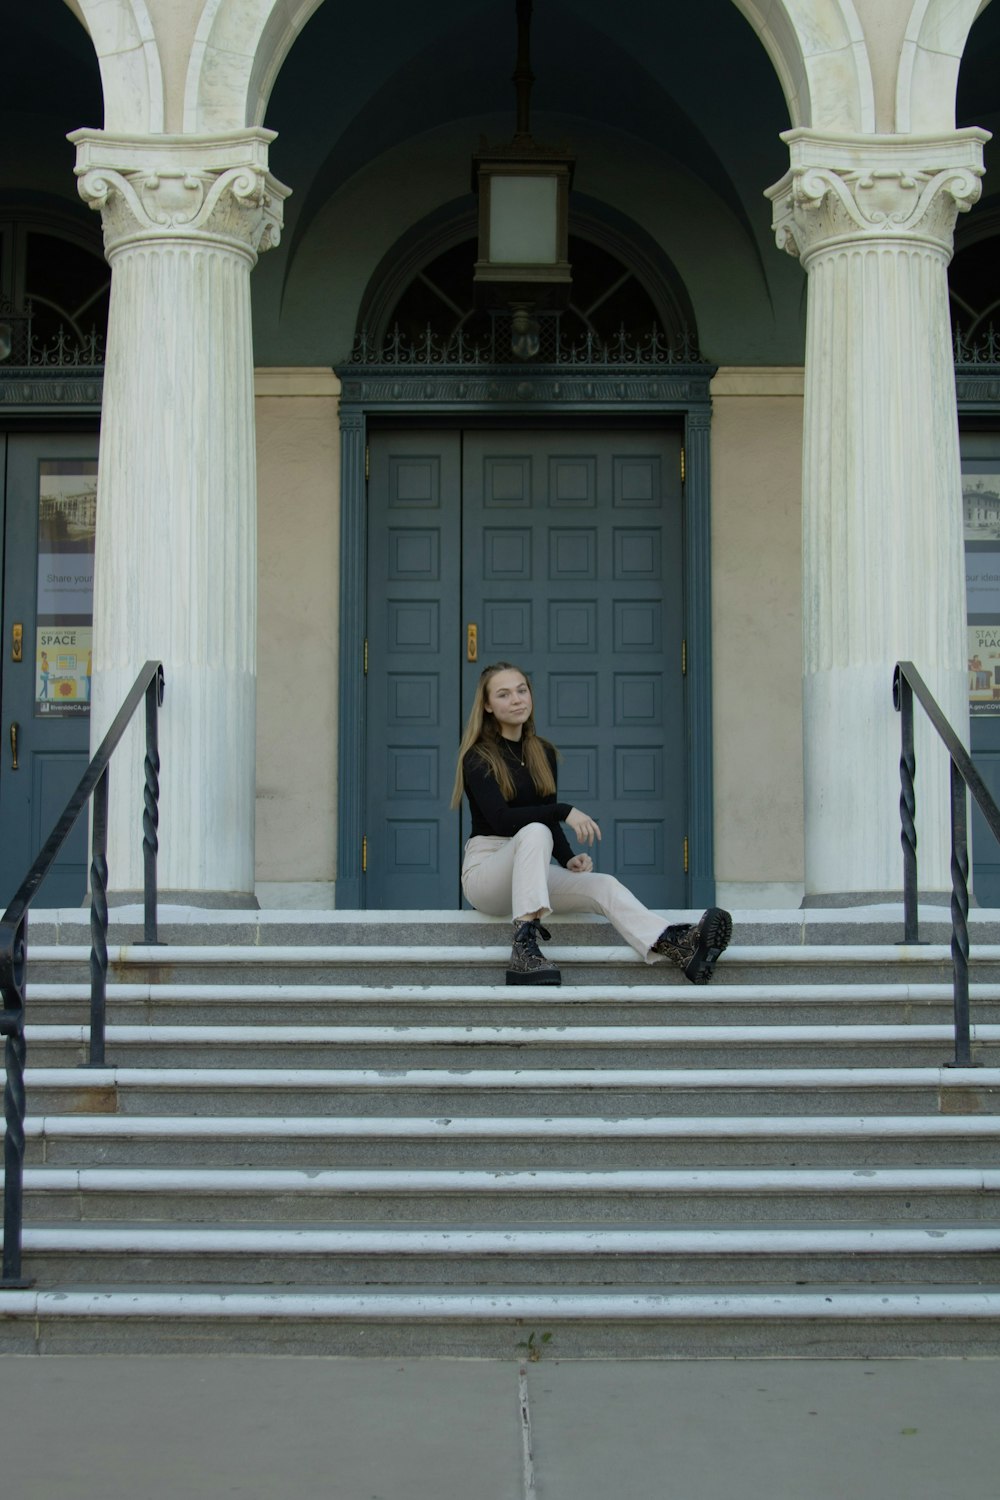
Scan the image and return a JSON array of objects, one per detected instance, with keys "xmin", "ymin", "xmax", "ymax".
[
  {"xmin": 0, "ymin": 432, "xmax": 98, "ymax": 907},
  {"xmin": 962, "ymin": 438, "xmax": 1000, "ymax": 903},
  {"xmin": 365, "ymin": 430, "xmax": 462, "ymax": 908},
  {"xmin": 461, "ymin": 427, "xmax": 686, "ymax": 909}
]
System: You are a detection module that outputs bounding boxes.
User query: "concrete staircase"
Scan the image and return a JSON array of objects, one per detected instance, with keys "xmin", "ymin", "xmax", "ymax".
[{"xmin": 4, "ymin": 906, "xmax": 1000, "ymax": 1356}]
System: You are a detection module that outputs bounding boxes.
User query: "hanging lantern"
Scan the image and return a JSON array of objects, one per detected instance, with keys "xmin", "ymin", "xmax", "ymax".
[
  {"xmin": 472, "ymin": 1, "xmax": 574, "ymax": 313},
  {"xmin": 472, "ymin": 141, "xmax": 574, "ymax": 310}
]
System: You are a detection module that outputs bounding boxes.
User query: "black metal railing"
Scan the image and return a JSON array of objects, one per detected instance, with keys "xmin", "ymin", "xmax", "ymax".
[
  {"xmin": 348, "ymin": 319, "xmax": 704, "ymax": 368},
  {"xmin": 0, "ymin": 295, "xmax": 107, "ymax": 367},
  {"xmin": 893, "ymin": 660, "xmax": 1000, "ymax": 1067},
  {"xmin": 0, "ymin": 660, "xmax": 164, "ymax": 1286}
]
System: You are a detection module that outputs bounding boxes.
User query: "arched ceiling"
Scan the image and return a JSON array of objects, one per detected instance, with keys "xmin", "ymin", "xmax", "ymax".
[
  {"xmin": 265, "ymin": 0, "xmax": 790, "ymax": 290},
  {"xmin": 957, "ymin": 0, "xmax": 1000, "ymax": 126},
  {"xmin": 955, "ymin": 0, "xmax": 1000, "ymax": 226},
  {"xmin": 10, "ymin": 0, "xmax": 103, "ymax": 131}
]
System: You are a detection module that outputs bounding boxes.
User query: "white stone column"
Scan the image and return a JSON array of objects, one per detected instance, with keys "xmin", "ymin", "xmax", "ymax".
[
  {"xmin": 767, "ymin": 130, "xmax": 988, "ymax": 904},
  {"xmin": 72, "ymin": 131, "xmax": 289, "ymax": 904}
]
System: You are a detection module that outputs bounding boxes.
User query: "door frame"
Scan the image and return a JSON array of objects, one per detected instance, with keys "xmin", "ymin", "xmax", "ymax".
[{"xmin": 335, "ymin": 361, "xmax": 717, "ymax": 910}]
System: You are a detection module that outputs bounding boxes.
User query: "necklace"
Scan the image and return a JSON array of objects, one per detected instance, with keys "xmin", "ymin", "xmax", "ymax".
[{"xmin": 501, "ymin": 737, "xmax": 525, "ymax": 767}]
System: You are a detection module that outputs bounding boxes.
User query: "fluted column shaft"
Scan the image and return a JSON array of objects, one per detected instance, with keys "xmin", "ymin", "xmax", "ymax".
[
  {"xmin": 73, "ymin": 131, "xmax": 289, "ymax": 902},
  {"xmin": 768, "ymin": 130, "xmax": 988, "ymax": 902}
]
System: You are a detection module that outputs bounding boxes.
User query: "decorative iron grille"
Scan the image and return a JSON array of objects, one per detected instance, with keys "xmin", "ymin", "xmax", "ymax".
[
  {"xmin": 953, "ymin": 324, "xmax": 1000, "ymax": 402},
  {"xmin": 349, "ymin": 315, "xmax": 703, "ymax": 368},
  {"xmin": 954, "ymin": 324, "xmax": 1000, "ymax": 367},
  {"xmin": 0, "ymin": 297, "xmax": 106, "ymax": 368}
]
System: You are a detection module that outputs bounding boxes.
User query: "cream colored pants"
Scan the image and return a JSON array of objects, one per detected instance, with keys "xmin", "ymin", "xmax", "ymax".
[{"xmin": 461, "ymin": 822, "xmax": 669, "ymax": 963}]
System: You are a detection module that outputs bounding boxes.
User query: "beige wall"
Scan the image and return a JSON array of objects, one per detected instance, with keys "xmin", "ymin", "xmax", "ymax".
[
  {"xmin": 254, "ymin": 370, "xmax": 340, "ymax": 892},
  {"xmin": 711, "ymin": 368, "xmax": 805, "ymax": 906}
]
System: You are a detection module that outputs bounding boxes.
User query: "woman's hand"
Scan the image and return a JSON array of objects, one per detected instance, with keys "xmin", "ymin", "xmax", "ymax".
[
  {"xmin": 566, "ymin": 853, "xmax": 593, "ymax": 874},
  {"xmin": 566, "ymin": 807, "xmax": 602, "ymax": 846}
]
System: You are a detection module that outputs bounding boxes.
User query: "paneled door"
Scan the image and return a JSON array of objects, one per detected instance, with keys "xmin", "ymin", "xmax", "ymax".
[
  {"xmin": 0, "ymin": 432, "xmax": 99, "ymax": 907},
  {"xmin": 462, "ymin": 430, "xmax": 685, "ymax": 908},
  {"xmin": 366, "ymin": 432, "xmax": 463, "ymax": 908},
  {"xmin": 365, "ymin": 425, "xmax": 685, "ymax": 910}
]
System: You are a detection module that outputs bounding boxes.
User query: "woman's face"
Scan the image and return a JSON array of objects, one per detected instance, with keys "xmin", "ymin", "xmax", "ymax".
[{"xmin": 484, "ymin": 668, "xmax": 532, "ymax": 736}]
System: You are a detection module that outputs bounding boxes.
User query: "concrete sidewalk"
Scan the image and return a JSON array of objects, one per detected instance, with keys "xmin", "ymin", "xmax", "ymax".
[{"xmin": 1, "ymin": 1355, "xmax": 999, "ymax": 1499}]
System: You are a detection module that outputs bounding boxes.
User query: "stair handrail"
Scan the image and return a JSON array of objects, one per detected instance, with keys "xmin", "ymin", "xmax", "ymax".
[
  {"xmin": 0, "ymin": 659, "xmax": 164, "ymax": 1286},
  {"xmin": 893, "ymin": 660, "xmax": 1000, "ymax": 1068}
]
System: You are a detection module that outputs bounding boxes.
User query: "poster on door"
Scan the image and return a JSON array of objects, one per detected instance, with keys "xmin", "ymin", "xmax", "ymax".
[
  {"xmin": 969, "ymin": 626, "xmax": 1000, "ymax": 715},
  {"xmin": 36, "ymin": 627, "xmax": 92, "ymax": 715},
  {"xmin": 964, "ymin": 476, "xmax": 1000, "ymax": 541},
  {"xmin": 35, "ymin": 460, "xmax": 97, "ymax": 717}
]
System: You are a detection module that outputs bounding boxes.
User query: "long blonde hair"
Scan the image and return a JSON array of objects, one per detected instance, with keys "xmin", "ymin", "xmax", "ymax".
[{"xmin": 450, "ymin": 661, "xmax": 557, "ymax": 808}]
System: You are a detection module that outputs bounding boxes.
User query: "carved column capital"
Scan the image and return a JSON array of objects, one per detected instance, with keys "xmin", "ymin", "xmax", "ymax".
[
  {"xmin": 70, "ymin": 129, "xmax": 291, "ymax": 263},
  {"xmin": 767, "ymin": 129, "xmax": 989, "ymax": 266}
]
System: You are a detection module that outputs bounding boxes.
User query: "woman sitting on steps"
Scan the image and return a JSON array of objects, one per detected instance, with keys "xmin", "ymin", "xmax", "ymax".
[{"xmin": 452, "ymin": 660, "xmax": 732, "ymax": 986}]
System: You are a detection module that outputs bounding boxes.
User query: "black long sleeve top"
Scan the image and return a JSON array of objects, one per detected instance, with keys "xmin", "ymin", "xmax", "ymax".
[{"xmin": 463, "ymin": 742, "xmax": 576, "ymax": 867}]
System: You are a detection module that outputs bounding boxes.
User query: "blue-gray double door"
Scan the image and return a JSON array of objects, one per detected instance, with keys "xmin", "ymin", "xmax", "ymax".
[{"xmin": 366, "ymin": 425, "xmax": 686, "ymax": 910}]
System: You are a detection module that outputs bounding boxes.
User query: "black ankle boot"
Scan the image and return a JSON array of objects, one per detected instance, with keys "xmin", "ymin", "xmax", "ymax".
[
  {"xmin": 652, "ymin": 908, "xmax": 732, "ymax": 984},
  {"xmin": 507, "ymin": 919, "xmax": 562, "ymax": 986}
]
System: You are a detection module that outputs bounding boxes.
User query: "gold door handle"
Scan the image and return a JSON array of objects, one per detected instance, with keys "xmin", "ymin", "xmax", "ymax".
[
  {"xmin": 467, "ymin": 623, "xmax": 478, "ymax": 662},
  {"xmin": 12, "ymin": 623, "xmax": 22, "ymax": 662},
  {"xmin": 10, "ymin": 722, "xmax": 19, "ymax": 770}
]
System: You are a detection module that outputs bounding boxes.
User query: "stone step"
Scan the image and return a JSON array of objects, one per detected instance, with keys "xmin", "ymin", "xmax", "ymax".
[
  {"xmin": 9, "ymin": 910, "xmax": 1000, "ymax": 1360},
  {"xmin": 5, "ymin": 1285, "xmax": 1000, "ymax": 1358},
  {"xmin": 23, "ymin": 1064, "xmax": 1000, "ymax": 1117},
  {"xmin": 36, "ymin": 914, "xmax": 723, "ymax": 950},
  {"xmin": 15, "ymin": 1222, "xmax": 1000, "ymax": 1287},
  {"xmin": 26, "ymin": 943, "xmax": 1000, "ymax": 988},
  {"xmin": 22, "ymin": 1021, "xmax": 1000, "ymax": 1070},
  {"xmin": 14, "ymin": 1165, "xmax": 1000, "ymax": 1226},
  {"xmin": 24, "ymin": 1112, "xmax": 1000, "ymax": 1170},
  {"xmin": 26, "ymin": 907, "xmax": 1000, "ymax": 950},
  {"xmin": 23, "ymin": 980, "xmax": 1000, "ymax": 1028}
]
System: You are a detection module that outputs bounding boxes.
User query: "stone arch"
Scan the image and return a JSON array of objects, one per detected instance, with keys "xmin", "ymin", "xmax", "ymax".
[
  {"xmin": 69, "ymin": 2, "xmax": 944, "ymax": 146},
  {"xmin": 72, "ymin": 0, "xmax": 883, "ymax": 143},
  {"xmin": 728, "ymin": 0, "xmax": 875, "ymax": 132},
  {"xmin": 897, "ymin": 0, "xmax": 993, "ymax": 133},
  {"xmin": 183, "ymin": 0, "xmax": 326, "ymax": 133},
  {"xmin": 185, "ymin": 0, "xmax": 877, "ymax": 140},
  {"xmin": 63, "ymin": 0, "xmax": 165, "ymax": 133}
]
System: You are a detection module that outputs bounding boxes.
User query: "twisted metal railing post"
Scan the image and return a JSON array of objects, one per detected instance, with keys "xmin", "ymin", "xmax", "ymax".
[
  {"xmin": 88, "ymin": 769, "xmax": 109, "ymax": 1068},
  {"xmin": 0, "ymin": 915, "xmax": 31, "ymax": 1286},
  {"xmin": 0, "ymin": 660, "xmax": 164, "ymax": 1288},
  {"xmin": 894, "ymin": 661, "xmax": 999, "ymax": 1068},
  {"xmin": 894, "ymin": 666, "xmax": 919, "ymax": 943},
  {"xmin": 143, "ymin": 666, "xmax": 164, "ymax": 946},
  {"xmin": 950, "ymin": 759, "xmax": 972, "ymax": 1067}
]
